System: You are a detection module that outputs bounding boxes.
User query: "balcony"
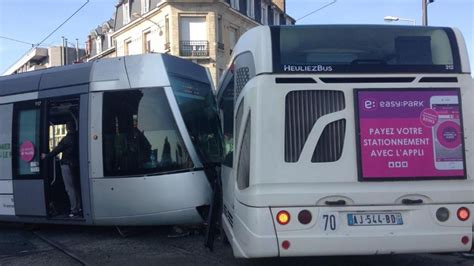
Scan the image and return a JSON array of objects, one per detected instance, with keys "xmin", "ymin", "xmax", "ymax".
[{"xmin": 179, "ymin": 40, "xmax": 209, "ymax": 57}]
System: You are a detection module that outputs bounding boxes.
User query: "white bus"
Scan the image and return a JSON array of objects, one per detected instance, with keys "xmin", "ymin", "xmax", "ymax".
[{"xmin": 216, "ymin": 25, "xmax": 474, "ymax": 258}]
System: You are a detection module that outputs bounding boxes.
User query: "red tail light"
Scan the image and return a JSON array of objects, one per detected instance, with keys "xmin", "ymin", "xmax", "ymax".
[
  {"xmin": 277, "ymin": 210, "xmax": 290, "ymax": 225},
  {"xmin": 298, "ymin": 210, "xmax": 312, "ymax": 225},
  {"xmin": 457, "ymin": 207, "xmax": 470, "ymax": 221}
]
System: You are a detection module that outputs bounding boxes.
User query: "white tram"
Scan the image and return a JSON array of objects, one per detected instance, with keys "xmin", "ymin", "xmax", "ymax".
[{"xmin": 0, "ymin": 54, "xmax": 222, "ymax": 225}]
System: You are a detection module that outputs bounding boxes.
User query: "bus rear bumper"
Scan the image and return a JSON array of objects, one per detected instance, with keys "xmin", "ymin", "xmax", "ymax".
[
  {"xmin": 225, "ymin": 202, "xmax": 473, "ymax": 258},
  {"xmin": 273, "ymin": 204, "xmax": 474, "ymax": 257},
  {"xmin": 277, "ymin": 232, "xmax": 472, "ymax": 257}
]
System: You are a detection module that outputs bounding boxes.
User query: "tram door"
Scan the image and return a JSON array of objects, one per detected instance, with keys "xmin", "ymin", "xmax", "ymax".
[
  {"xmin": 12, "ymin": 101, "xmax": 45, "ymax": 216},
  {"xmin": 12, "ymin": 98, "xmax": 82, "ymax": 218},
  {"xmin": 43, "ymin": 98, "xmax": 82, "ymax": 218}
]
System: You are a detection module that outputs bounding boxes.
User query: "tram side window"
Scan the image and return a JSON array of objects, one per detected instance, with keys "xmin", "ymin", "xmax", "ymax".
[
  {"xmin": 13, "ymin": 104, "xmax": 41, "ymax": 177},
  {"xmin": 102, "ymin": 88, "xmax": 193, "ymax": 177},
  {"xmin": 220, "ymin": 77, "xmax": 235, "ymax": 167}
]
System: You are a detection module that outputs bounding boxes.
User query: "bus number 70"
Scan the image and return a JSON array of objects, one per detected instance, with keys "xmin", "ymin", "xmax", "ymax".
[{"xmin": 322, "ymin": 214, "xmax": 337, "ymax": 231}]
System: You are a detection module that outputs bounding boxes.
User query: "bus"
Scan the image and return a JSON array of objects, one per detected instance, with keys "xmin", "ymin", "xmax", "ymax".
[
  {"xmin": 216, "ymin": 25, "xmax": 474, "ymax": 257},
  {"xmin": 0, "ymin": 53, "xmax": 222, "ymax": 226}
]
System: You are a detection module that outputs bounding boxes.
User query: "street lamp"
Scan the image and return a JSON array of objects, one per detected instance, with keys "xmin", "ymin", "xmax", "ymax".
[
  {"xmin": 384, "ymin": 16, "xmax": 416, "ymax": 25},
  {"xmin": 422, "ymin": 0, "xmax": 435, "ymax": 26},
  {"xmin": 132, "ymin": 12, "xmax": 163, "ymax": 36}
]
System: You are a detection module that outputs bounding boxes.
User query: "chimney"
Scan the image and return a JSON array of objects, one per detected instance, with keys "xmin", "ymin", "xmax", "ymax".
[
  {"xmin": 86, "ymin": 35, "xmax": 92, "ymax": 56},
  {"xmin": 272, "ymin": 0, "xmax": 285, "ymax": 12}
]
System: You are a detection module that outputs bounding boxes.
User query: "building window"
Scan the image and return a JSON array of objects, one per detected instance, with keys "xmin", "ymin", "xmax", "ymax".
[
  {"xmin": 108, "ymin": 31, "xmax": 114, "ymax": 49},
  {"xmin": 273, "ymin": 9, "xmax": 280, "ymax": 25},
  {"xmin": 165, "ymin": 15, "xmax": 170, "ymax": 50},
  {"xmin": 141, "ymin": 0, "xmax": 150, "ymax": 14},
  {"xmin": 261, "ymin": 3, "xmax": 268, "ymax": 25},
  {"xmin": 230, "ymin": 0, "xmax": 239, "ymax": 10},
  {"xmin": 102, "ymin": 88, "xmax": 193, "ymax": 177},
  {"xmin": 286, "ymin": 17, "xmax": 292, "ymax": 25},
  {"xmin": 179, "ymin": 16, "xmax": 208, "ymax": 57},
  {"xmin": 217, "ymin": 15, "xmax": 224, "ymax": 49},
  {"xmin": 247, "ymin": 0, "xmax": 255, "ymax": 18},
  {"xmin": 96, "ymin": 36, "xmax": 102, "ymax": 55},
  {"xmin": 143, "ymin": 30, "xmax": 152, "ymax": 53},
  {"xmin": 228, "ymin": 26, "xmax": 238, "ymax": 55},
  {"xmin": 124, "ymin": 39, "xmax": 132, "ymax": 55},
  {"xmin": 123, "ymin": 1, "xmax": 130, "ymax": 24}
]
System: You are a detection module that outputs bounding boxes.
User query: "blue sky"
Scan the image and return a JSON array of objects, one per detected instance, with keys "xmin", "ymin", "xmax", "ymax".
[{"xmin": 0, "ymin": 0, "xmax": 473, "ymax": 75}]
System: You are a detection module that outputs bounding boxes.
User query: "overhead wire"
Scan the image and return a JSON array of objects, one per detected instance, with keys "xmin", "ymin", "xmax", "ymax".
[
  {"xmin": 0, "ymin": 36, "xmax": 34, "ymax": 46},
  {"xmin": 2, "ymin": 0, "xmax": 90, "ymax": 74},
  {"xmin": 34, "ymin": 0, "xmax": 90, "ymax": 48},
  {"xmin": 296, "ymin": 0, "xmax": 337, "ymax": 22}
]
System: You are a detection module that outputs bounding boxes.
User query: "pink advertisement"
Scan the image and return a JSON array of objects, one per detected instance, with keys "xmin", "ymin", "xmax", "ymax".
[
  {"xmin": 356, "ymin": 89, "xmax": 465, "ymax": 180},
  {"xmin": 20, "ymin": 140, "xmax": 35, "ymax": 162}
]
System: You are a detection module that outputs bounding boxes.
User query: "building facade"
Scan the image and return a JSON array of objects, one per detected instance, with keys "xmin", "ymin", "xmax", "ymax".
[
  {"xmin": 3, "ymin": 46, "xmax": 86, "ymax": 76},
  {"xmin": 87, "ymin": 19, "xmax": 117, "ymax": 61},
  {"xmin": 87, "ymin": 0, "xmax": 293, "ymax": 85}
]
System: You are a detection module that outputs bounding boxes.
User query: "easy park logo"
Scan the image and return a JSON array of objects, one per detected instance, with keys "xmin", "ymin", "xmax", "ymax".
[{"xmin": 361, "ymin": 98, "xmax": 378, "ymax": 111}]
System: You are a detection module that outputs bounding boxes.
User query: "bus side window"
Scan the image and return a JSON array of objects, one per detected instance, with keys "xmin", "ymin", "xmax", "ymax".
[{"xmin": 220, "ymin": 76, "xmax": 235, "ymax": 168}]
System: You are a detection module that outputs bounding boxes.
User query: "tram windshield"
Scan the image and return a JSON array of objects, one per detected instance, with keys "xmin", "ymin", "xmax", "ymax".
[{"xmin": 170, "ymin": 75, "xmax": 223, "ymax": 165}]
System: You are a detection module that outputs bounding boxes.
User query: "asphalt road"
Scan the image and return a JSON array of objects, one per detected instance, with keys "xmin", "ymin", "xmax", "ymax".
[{"xmin": 0, "ymin": 222, "xmax": 472, "ymax": 266}]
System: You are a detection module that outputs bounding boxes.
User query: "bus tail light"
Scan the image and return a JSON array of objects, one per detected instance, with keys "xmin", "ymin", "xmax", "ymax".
[
  {"xmin": 298, "ymin": 210, "xmax": 312, "ymax": 224},
  {"xmin": 461, "ymin": 236, "xmax": 470, "ymax": 245},
  {"xmin": 281, "ymin": 240, "xmax": 291, "ymax": 250},
  {"xmin": 457, "ymin": 207, "xmax": 470, "ymax": 221},
  {"xmin": 277, "ymin": 210, "xmax": 290, "ymax": 225}
]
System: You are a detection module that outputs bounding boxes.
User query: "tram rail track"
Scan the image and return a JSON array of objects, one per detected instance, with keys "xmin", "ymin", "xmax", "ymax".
[{"xmin": 31, "ymin": 230, "xmax": 90, "ymax": 266}]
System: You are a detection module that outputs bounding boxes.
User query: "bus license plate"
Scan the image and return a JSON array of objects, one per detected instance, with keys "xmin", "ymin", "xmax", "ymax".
[{"xmin": 347, "ymin": 213, "xmax": 403, "ymax": 226}]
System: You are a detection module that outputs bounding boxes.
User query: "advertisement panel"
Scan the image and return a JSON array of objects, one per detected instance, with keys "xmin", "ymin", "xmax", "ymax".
[{"xmin": 355, "ymin": 88, "xmax": 465, "ymax": 181}]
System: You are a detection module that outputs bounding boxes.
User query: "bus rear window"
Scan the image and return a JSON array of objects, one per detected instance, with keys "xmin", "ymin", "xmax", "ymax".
[{"xmin": 272, "ymin": 25, "xmax": 460, "ymax": 74}]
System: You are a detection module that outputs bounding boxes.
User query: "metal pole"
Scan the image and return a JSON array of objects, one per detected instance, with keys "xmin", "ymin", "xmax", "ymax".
[
  {"xmin": 61, "ymin": 36, "xmax": 65, "ymax": 66},
  {"xmin": 422, "ymin": 0, "xmax": 428, "ymax": 26},
  {"xmin": 75, "ymin": 38, "xmax": 79, "ymax": 62},
  {"xmin": 65, "ymin": 38, "xmax": 68, "ymax": 65}
]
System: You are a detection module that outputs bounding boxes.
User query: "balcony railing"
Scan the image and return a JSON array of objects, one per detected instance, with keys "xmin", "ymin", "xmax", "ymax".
[{"xmin": 179, "ymin": 40, "xmax": 209, "ymax": 57}]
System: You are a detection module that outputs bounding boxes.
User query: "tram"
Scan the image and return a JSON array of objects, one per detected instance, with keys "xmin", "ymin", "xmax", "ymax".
[
  {"xmin": 0, "ymin": 53, "xmax": 222, "ymax": 225},
  {"xmin": 217, "ymin": 25, "xmax": 474, "ymax": 257}
]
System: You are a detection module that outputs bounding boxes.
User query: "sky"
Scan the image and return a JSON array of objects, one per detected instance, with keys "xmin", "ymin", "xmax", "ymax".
[{"xmin": 0, "ymin": 0, "xmax": 473, "ymax": 75}]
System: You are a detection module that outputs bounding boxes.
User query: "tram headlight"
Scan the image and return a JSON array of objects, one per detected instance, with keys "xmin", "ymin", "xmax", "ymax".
[
  {"xmin": 277, "ymin": 210, "xmax": 290, "ymax": 225},
  {"xmin": 435, "ymin": 207, "xmax": 450, "ymax": 222}
]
